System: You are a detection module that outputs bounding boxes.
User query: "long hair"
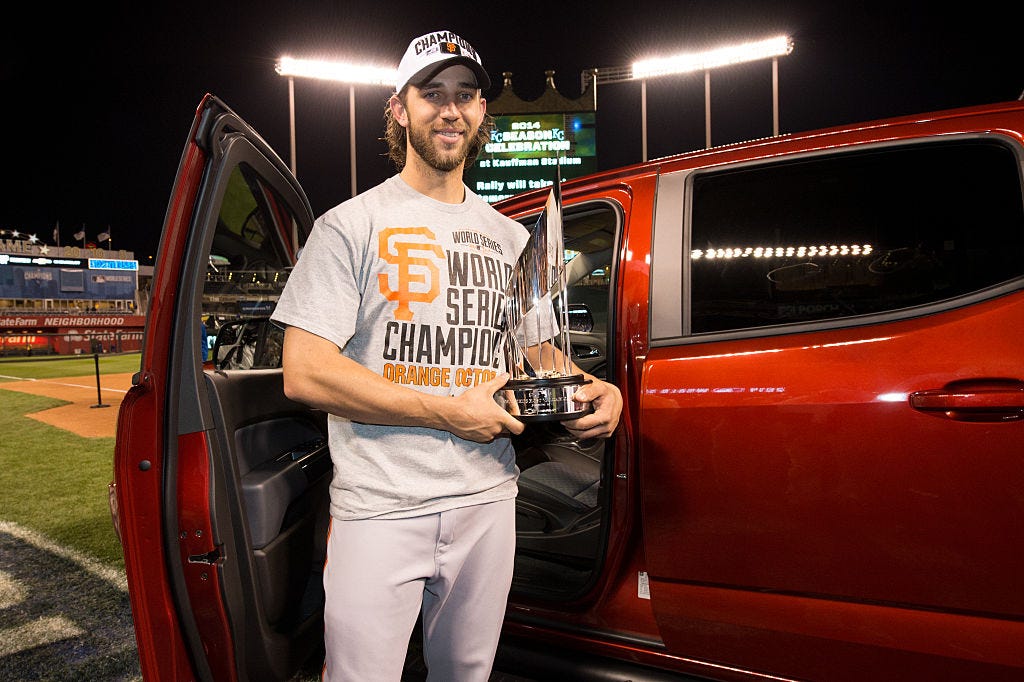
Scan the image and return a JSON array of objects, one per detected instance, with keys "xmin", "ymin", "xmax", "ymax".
[{"xmin": 382, "ymin": 91, "xmax": 494, "ymax": 172}]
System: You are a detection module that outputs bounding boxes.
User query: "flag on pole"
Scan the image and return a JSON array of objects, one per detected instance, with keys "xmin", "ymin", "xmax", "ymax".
[
  {"xmin": 96, "ymin": 230, "xmax": 110, "ymax": 243},
  {"xmin": 73, "ymin": 229, "xmax": 86, "ymax": 241},
  {"xmin": 53, "ymin": 221, "xmax": 60, "ymax": 245}
]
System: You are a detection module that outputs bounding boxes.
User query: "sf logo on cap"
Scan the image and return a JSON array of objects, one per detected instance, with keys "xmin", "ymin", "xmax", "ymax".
[{"xmin": 443, "ymin": 42, "xmax": 460, "ymax": 55}]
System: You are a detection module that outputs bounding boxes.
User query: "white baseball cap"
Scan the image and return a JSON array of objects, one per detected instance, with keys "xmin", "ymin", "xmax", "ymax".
[{"xmin": 396, "ymin": 30, "xmax": 491, "ymax": 93}]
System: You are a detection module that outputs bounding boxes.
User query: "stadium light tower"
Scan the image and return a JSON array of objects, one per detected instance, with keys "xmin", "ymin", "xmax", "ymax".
[
  {"xmin": 275, "ymin": 57, "xmax": 397, "ymax": 197},
  {"xmin": 592, "ymin": 35, "xmax": 794, "ymax": 158}
]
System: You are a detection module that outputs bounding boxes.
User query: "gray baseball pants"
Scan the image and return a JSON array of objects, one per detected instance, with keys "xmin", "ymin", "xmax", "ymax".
[{"xmin": 321, "ymin": 498, "xmax": 516, "ymax": 681}]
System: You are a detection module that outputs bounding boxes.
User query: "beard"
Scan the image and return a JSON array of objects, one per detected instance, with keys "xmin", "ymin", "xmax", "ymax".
[{"xmin": 406, "ymin": 118, "xmax": 473, "ymax": 172}]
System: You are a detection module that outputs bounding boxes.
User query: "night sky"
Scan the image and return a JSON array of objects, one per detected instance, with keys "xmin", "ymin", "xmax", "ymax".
[{"xmin": 3, "ymin": 2, "xmax": 1021, "ymax": 263}]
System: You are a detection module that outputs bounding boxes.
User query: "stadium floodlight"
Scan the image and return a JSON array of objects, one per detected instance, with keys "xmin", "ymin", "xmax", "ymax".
[
  {"xmin": 630, "ymin": 35, "xmax": 793, "ymax": 80},
  {"xmin": 593, "ymin": 35, "xmax": 793, "ymax": 158},
  {"xmin": 275, "ymin": 56, "xmax": 398, "ymax": 196},
  {"xmin": 275, "ymin": 57, "xmax": 397, "ymax": 86}
]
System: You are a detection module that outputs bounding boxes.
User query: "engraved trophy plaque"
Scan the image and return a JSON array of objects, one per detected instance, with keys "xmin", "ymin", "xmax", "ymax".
[{"xmin": 498, "ymin": 169, "xmax": 591, "ymax": 421}]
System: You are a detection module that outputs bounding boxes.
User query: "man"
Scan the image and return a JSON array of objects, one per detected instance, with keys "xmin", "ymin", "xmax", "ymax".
[{"xmin": 271, "ymin": 29, "xmax": 622, "ymax": 681}]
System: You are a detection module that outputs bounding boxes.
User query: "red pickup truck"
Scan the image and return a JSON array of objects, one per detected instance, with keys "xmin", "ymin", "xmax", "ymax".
[{"xmin": 111, "ymin": 93, "xmax": 1024, "ymax": 681}]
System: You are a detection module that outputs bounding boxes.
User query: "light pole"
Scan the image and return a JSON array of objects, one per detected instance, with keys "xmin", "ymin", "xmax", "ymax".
[
  {"xmin": 591, "ymin": 35, "xmax": 793, "ymax": 159},
  {"xmin": 287, "ymin": 76, "xmax": 297, "ymax": 177},
  {"xmin": 275, "ymin": 57, "xmax": 397, "ymax": 197}
]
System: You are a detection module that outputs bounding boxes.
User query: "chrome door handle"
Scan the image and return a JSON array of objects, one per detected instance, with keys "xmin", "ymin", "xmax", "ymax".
[{"xmin": 909, "ymin": 384, "xmax": 1024, "ymax": 422}]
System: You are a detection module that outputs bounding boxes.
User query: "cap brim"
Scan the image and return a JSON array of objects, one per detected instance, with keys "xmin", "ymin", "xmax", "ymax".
[{"xmin": 406, "ymin": 57, "xmax": 491, "ymax": 92}]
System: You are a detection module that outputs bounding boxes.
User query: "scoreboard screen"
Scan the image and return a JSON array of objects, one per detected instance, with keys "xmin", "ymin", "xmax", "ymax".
[{"xmin": 467, "ymin": 112, "xmax": 597, "ymax": 203}]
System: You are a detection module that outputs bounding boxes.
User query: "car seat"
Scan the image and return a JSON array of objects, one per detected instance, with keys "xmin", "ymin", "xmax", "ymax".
[{"xmin": 514, "ymin": 423, "xmax": 604, "ymax": 561}]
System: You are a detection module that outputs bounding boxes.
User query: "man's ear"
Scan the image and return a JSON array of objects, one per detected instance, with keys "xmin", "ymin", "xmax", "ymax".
[{"xmin": 389, "ymin": 94, "xmax": 408, "ymax": 128}]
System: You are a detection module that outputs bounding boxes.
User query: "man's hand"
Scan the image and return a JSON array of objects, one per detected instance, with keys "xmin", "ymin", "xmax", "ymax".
[
  {"xmin": 563, "ymin": 378, "xmax": 623, "ymax": 441},
  {"xmin": 446, "ymin": 373, "xmax": 526, "ymax": 443}
]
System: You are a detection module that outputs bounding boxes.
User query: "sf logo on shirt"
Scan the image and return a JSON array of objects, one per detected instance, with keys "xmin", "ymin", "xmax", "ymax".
[{"xmin": 378, "ymin": 226, "xmax": 446, "ymax": 320}]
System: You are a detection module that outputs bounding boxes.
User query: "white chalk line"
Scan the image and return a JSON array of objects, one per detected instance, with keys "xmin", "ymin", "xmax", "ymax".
[{"xmin": 0, "ymin": 374, "xmax": 128, "ymax": 393}]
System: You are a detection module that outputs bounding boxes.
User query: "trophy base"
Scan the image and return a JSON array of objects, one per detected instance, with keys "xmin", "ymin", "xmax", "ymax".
[{"xmin": 504, "ymin": 374, "xmax": 592, "ymax": 422}]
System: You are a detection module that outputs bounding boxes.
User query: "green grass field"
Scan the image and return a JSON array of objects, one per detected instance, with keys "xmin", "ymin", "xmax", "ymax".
[{"xmin": 0, "ymin": 352, "xmax": 142, "ymax": 569}]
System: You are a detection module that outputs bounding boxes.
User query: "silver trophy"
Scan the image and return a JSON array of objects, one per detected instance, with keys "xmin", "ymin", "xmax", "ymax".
[{"xmin": 498, "ymin": 169, "xmax": 591, "ymax": 422}]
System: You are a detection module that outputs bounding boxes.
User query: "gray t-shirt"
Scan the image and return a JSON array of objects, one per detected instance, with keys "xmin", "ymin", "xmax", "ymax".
[{"xmin": 272, "ymin": 175, "xmax": 530, "ymax": 520}]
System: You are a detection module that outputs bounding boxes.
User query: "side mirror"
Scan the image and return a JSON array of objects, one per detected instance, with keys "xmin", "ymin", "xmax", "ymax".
[{"xmin": 212, "ymin": 317, "xmax": 284, "ymax": 370}]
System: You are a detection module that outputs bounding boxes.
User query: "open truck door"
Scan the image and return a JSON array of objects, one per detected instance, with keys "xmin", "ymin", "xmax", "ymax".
[{"xmin": 111, "ymin": 94, "xmax": 326, "ymax": 681}]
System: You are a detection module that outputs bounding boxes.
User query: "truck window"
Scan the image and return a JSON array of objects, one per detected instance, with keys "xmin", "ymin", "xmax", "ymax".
[
  {"xmin": 688, "ymin": 139, "xmax": 1024, "ymax": 334},
  {"xmin": 202, "ymin": 164, "xmax": 297, "ymax": 368}
]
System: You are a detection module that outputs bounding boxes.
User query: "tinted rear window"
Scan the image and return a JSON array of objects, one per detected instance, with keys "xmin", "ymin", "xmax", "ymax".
[{"xmin": 689, "ymin": 140, "xmax": 1024, "ymax": 334}]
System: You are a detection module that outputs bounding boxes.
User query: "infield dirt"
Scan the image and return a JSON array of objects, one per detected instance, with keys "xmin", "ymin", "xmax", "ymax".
[{"xmin": 0, "ymin": 372, "xmax": 134, "ymax": 438}]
